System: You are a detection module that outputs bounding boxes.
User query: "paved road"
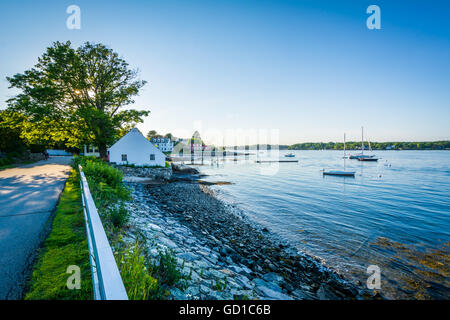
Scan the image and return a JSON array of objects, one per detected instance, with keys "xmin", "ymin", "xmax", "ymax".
[{"xmin": 0, "ymin": 157, "xmax": 73, "ymax": 299}]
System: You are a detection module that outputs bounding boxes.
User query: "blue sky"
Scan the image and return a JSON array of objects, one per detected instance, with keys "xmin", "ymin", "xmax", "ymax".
[{"xmin": 0, "ymin": 0, "xmax": 449, "ymax": 144}]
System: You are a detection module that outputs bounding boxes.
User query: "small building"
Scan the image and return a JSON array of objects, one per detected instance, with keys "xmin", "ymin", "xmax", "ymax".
[
  {"xmin": 150, "ymin": 137, "xmax": 174, "ymax": 153},
  {"xmin": 83, "ymin": 145, "xmax": 100, "ymax": 157},
  {"xmin": 108, "ymin": 128, "xmax": 166, "ymax": 166}
]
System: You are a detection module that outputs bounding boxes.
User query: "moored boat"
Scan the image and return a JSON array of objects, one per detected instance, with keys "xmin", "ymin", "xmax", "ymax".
[
  {"xmin": 284, "ymin": 153, "xmax": 295, "ymax": 158},
  {"xmin": 358, "ymin": 157, "xmax": 378, "ymax": 162},
  {"xmin": 323, "ymin": 170, "xmax": 355, "ymax": 177},
  {"xmin": 349, "ymin": 127, "xmax": 377, "ymax": 160},
  {"xmin": 323, "ymin": 133, "xmax": 355, "ymax": 177}
]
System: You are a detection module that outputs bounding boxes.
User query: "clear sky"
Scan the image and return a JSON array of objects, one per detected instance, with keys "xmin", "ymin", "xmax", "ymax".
[{"xmin": 0, "ymin": 0, "xmax": 449, "ymax": 145}]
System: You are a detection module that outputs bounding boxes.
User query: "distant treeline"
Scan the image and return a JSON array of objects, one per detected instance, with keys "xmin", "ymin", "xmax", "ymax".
[{"xmin": 288, "ymin": 141, "xmax": 450, "ymax": 150}]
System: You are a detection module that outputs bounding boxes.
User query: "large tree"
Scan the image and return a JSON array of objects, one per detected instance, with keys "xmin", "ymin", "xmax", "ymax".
[{"xmin": 6, "ymin": 41, "xmax": 149, "ymax": 158}]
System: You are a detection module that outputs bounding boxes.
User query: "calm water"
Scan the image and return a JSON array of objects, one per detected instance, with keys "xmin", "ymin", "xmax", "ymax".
[{"xmin": 195, "ymin": 150, "xmax": 450, "ymax": 299}]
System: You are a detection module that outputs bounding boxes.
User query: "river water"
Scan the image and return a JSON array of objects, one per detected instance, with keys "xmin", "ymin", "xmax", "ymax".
[{"xmin": 194, "ymin": 150, "xmax": 450, "ymax": 299}]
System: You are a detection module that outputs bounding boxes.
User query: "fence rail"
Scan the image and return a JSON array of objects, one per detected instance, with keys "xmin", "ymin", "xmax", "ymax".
[{"xmin": 78, "ymin": 165, "xmax": 128, "ymax": 300}]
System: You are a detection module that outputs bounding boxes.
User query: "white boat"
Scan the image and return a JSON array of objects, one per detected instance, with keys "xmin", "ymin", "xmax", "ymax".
[
  {"xmin": 323, "ymin": 170, "xmax": 355, "ymax": 177},
  {"xmin": 324, "ymin": 133, "xmax": 355, "ymax": 177},
  {"xmin": 349, "ymin": 127, "xmax": 377, "ymax": 160}
]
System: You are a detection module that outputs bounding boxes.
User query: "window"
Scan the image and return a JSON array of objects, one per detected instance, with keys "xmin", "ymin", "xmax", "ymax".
[
  {"xmin": 150, "ymin": 154, "xmax": 155, "ymax": 161},
  {"xmin": 122, "ymin": 154, "xmax": 127, "ymax": 161}
]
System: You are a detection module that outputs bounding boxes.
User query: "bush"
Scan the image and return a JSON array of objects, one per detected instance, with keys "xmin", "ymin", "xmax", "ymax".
[
  {"xmin": 75, "ymin": 157, "xmax": 130, "ymax": 208},
  {"xmin": 7, "ymin": 151, "xmax": 21, "ymax": 159},
  {"xmin": 117, "ymin": 243, "xmax": 159, "ymax": 300},
  {"xmin": 150, "ymin": 249, "xmax": 183, "ymax": 287},
  {"xmin": 83, "ymin": 160, "xmax": 123, "ymax": 188},
  {"xmin": 110, "ymin": 205, "xmax": 129, "ymax": 229}
]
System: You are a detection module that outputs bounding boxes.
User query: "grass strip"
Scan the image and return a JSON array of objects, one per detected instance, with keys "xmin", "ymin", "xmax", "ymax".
[{"xmin": 25, "ymin": 169, "xmax": 93, "ymax": 300}]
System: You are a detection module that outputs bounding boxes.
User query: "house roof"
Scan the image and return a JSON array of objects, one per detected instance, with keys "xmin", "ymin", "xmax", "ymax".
[{"xmin": 108, "ymin": 128, "xmax": 165, "ymax": 156}]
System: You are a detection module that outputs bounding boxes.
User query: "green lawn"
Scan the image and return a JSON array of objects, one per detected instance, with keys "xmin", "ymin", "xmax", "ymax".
[{"xmin": 25, "ymin": 170, "xmax": 93, "ymax": 300}]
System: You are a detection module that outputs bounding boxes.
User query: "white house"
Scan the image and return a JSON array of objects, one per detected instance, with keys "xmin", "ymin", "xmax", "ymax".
[
  {"xmin": 150, "ymin": 137, "xmax": 174, "ymax": 153},
  {"xmin": 108, "ymin": 128, "xmax": 166, "ymax": 167}
]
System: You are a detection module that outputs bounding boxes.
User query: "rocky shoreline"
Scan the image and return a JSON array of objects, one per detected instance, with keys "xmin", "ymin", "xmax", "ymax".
[{"xmin": 122, "ymin": 173, "xmax": 380, "ymax": 300}]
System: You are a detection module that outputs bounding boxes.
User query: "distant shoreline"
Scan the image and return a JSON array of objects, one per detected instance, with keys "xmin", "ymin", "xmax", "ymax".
[{"xmin": 287, "ymin": 141, "xmax": 450, "ymax": 151}]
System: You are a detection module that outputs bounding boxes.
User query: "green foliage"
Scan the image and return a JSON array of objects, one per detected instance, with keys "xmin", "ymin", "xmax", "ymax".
[
  {"xmin": 212, "ymin": 278, "xmax": 228, "ymax": 292},
  {"xmin": 165, "ymin": 161, "xmax": 171, "ymax": 168},
  {"xmin": 83, "ymin": 160, "xmax": 124, "ymax": 188},
  {"xmin": 117, "ymin": 243, "xmax": 159, "ymax": 300},
  {"xmin": 146, "ymin": 130, "xmax": 162, "ymax": 140},
  {"xmin": 110, "ymin": 205, "xmax": 129, "ymax": 229},
  {"xmin": 288, "ymin": 140, "xmax": 450, "ymax": 150},
  {"xmin": 7, "ymin": 41, "xmax": 150, "ymax": 156},
  {"xmin": 74, "ymin": 156, "xmax": 130, "ymax": 233},
  {"xmin": 25, "ymin": 170, "xmax": 92, "ymax": 300},
  {"xmin": 116, "ymin": 244, "xmax": 187, "ymax": 300},
  {"xmin": 150, "ymin": 249, "xmax": 183, "ymax": 287},
  {"xmin": 0, "ymin": 111, "xmax": 25, "ymax": 153}
]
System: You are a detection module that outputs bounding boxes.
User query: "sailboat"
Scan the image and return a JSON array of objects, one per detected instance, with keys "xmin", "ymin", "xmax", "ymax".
[
  {"xmin": 323, "ymin": 133, "xmax": 356, "ymax": 177},
  {"xmin": 349, "ymin": 127, "xmax": 376, "ymax": 160},
  {"xmin": 358, "ymin": 138, "xmax": 379, "ymax": 161}
]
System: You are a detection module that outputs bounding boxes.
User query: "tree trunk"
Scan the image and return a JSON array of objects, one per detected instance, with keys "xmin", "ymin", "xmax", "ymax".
[{"xmin": 98, "ymin": 143, "xmax": 108, "ymax": 160}]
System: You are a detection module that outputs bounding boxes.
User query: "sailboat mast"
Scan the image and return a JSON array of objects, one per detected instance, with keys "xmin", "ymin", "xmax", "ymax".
[
  {"xmin": 344, "ymin": 133, "xmax": 346, "ymax": 157},
  {"xmin": 361, "ymin": 126, "xmax": 364, "ymax": 154},
  {"xmin": 344, "ymin": 133, "xmax": 346, "ymax": 170}
]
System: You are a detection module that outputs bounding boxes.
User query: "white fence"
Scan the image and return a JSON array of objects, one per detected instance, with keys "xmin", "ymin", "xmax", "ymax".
[{"xmin": 78, "ymin": 165, "xmax": 128, "ymax": 300}]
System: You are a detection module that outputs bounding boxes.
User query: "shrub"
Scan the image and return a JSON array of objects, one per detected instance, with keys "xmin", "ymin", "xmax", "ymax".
[
  {"xmin": 7, "ymin": 151, "xmax": 21, "ymax": 159},
  {"xmin": 83, "ymin": 160, "xmax": 123, "ymax": 188},
  {"xmin": 110, "ymin": 205, "xmax": 129, "ymax": 229},
  {"xmin": 117, "ymin": 243, "xmax": 159, "ymax": 300},
  {"xmin": 150, "ymin": 249, "xmax": 183, "ymax": 287},
  {"xmin": 76, "ymin": 157, "xmax": 130, "ymax": 207}
]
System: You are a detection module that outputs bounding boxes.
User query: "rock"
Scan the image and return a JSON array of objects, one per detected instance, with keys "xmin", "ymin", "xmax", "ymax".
[
  {"xmin": 291, "ymin": 289, "xmax": 317, "ymax": 300},
  {"xmin": 171, "ymin": 163, "xmax": 199, "ymax": 174},
  {"xmin": 177, "ymin": 252, "xmax": 198, "ymax": 262},
  {"xmin": 281, "ymin": 282, "xmax": 294, "ymax": 293},
  {"xmin": 317, "ymin": 284, "xmax": 340, "ymax": 300},
  {"xmin": 158, "ymin": 237, "xmax": 178, "ymax": 249},
  {"xmin": 253, "ymin": 278, "xmax": 282, "ymax": 293},
  {"xmin": 199, "ymin": 284, "xmax": 211, "ymax": 295},
  {"xmin": 115, "ymin": 165, "xmax": 172, "ymax": 181},
  {"xmin": 263, "ymin": 272, "xmax": 284, "ymax": 284},
  {"xmin": 146, "ymin": 222, "xmax": 162, "ymax": 232},
  {"xmin": 255, "ymin": 286, "xmax": 294, "ymax": 300},
  {"xmin": 235, "ymin": 275, "xmax": 253, "ymax": 290},
  {"xmin": 219, "ymin": 269, "xmax": 235, "ymax": 276},
  {"xmin": 170, "ymin": 288, "xmax": 187, "ymax": 300},
  {"xmin": 185, "ymin": 286, "xmax": 200, "ymax": 298},
  {"xmin": 228, "ymin": 265, "xmax": 243, "ymax": 274},
  {"xmin": 239, "ymin": 265, "xmax": 253, "ymax": 275},
  {"xmin": 232, "ymin": 290, "xmax": 254, "ymax": 300}
]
